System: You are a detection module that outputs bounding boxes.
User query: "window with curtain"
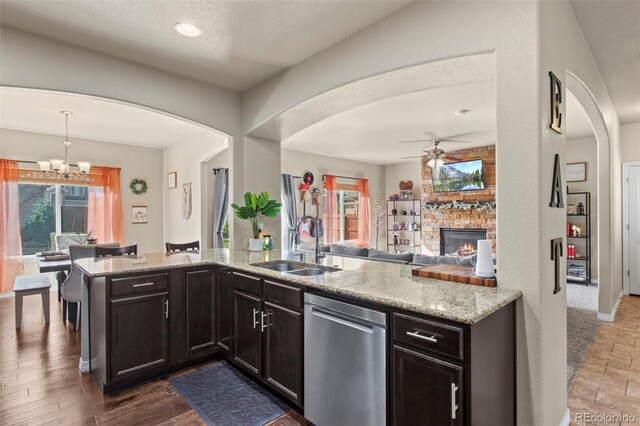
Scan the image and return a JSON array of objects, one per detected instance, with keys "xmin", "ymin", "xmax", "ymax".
[
  {"xmin": 18, "ymin": 183, "xmax": 89, "ymax": 255},
  {"xmin": 323, "ymin": 176, "xmax": 371, "ymax": 247},
  {"xmin": 17, "ymin": 165, "xmax": 123, "ymax": 249}
]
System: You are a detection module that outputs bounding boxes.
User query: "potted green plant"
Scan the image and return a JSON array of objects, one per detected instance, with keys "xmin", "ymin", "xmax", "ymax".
[{"xmin": 231, "ymin": 192, "xmax": 282, "ymax": 251}]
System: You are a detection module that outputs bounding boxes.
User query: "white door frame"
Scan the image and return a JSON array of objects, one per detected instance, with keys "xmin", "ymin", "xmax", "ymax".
[{"xmin": 622, "ymin": 161, "xmax": 640, "ymax": 295}]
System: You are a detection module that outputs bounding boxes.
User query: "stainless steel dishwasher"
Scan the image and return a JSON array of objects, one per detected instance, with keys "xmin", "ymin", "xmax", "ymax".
[{"xmin": 304, "ymin": 293, "xmax": 386, "ymax": 426}]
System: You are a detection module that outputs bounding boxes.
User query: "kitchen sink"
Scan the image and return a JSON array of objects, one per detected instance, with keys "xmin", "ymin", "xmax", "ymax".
[
  {"xmin": 252, "ymin": 261, "xmax": 341, "ymax": 276},
  {"xmin": 253, "ymin": 261, "xmax": 307, "ymax": 272},
  {"xmin": 286, "ymin": 268, "xmax": 327, "ymax": 276}
]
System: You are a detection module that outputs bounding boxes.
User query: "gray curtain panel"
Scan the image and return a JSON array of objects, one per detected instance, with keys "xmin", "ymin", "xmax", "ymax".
[
  {"xmin": 213, "ymin": 168, "xmax": 230, "ymax": 248},
  {"xmin": 281, "ymin": 174, "xmax": 299, "ymax": 250}
]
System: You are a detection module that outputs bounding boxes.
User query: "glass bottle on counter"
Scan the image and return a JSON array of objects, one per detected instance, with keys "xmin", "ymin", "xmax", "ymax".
[{"xmin": 263, "ymin": 235, "xmax": 273, "ymax": 251}]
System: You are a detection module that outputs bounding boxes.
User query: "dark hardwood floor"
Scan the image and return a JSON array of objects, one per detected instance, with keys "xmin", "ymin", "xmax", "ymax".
[{"xmin": 0, "ymin": 292, "xmax": 307, "ymax": 425}]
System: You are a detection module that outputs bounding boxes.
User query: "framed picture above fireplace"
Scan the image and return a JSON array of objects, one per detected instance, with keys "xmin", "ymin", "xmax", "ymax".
[{"xmin": 431, "ymin": 159, "xmax": 485, "ymax": 193}]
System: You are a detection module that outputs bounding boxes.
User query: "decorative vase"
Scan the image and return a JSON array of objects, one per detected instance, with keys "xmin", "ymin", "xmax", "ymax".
[{"xmin": 249, "ymin": 238, "xmax": 263, "ymax": 252}]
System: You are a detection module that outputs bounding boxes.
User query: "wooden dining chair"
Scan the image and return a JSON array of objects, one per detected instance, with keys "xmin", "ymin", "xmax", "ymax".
[
  {"xmin": 95, "ymin": 244, "xmax": 138, "ymax": 258},
  {"xmin": 165, "ymin": 241, "xmax": 200, "ymax": 252}
]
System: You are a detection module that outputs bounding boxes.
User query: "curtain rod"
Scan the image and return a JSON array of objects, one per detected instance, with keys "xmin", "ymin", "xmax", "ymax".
[
  {"xmin": 322, "ymin": 174, "xmax": 364, "ymax": 182},
  {"xmin": 16, "ymin": 160, "xmax": 121, "ymax": 170},
  {"xmin": 212, "ymin": 167, "xmax": 229, "ymax": 175}
]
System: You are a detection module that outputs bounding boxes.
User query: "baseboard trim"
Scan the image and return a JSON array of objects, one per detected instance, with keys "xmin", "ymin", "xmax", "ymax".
[
  {"xmin": 79, "ymin": 357, "xmax": 90, "ymax": 373},
  {"xmin": 597, "ymin": 290, "xmax": 623, "ymax": 322},
  {"xmin": 560, "ymin": 408, "xmax": 571, "ymax": 426}
]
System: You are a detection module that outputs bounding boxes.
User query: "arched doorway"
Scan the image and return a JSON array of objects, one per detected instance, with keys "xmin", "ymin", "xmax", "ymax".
[{"xmin": 0, "ymin": 86, "xmax": 232, "ymax": 252}]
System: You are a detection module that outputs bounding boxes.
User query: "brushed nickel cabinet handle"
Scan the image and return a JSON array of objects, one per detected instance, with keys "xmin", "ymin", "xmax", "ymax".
[
  {"xmin": 451, "ymin": 383, "xmax": 459, "ymax": 419},
  {"xmin": 132, "ymin": 282, "xmax": 155, "ymax": 288},
  {"xmin": 261, "ymin": 311, "xmax": 271, "ymax": 332},
  {"xmin": 406, "ymin": 330, "xmax": 438, "ymax": 343},
  {"xmin": 164, "ymin": 300, "xmax": 169, "ymax": 319},
  {"xmin": 253, "ymin": 308, "xmax": 260, "ymax": 329}
]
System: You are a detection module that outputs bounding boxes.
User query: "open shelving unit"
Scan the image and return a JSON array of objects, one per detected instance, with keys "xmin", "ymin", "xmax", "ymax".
[
  {"xmin": 566, "ymin": 191, "xmax": 591, "ymax": 286},
  {"xmin": 386, "ymin": 199, "xmax": 422, "ymax": 254}
]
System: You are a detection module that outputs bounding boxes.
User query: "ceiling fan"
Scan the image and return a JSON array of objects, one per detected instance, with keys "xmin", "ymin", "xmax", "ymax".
[{"xmin": 400, "ymin": 132, "xmax": 479, "ymax": 167}]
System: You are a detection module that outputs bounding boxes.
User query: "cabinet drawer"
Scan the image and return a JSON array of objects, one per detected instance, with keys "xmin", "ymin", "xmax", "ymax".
[
  {"xmin": 264, "ymin": 280, "xmax": 303, "ymax": 309},
  {"xmin": 393, "ymin": 313, "xmax": 464, "ymax": 361},
  {"xmin": 110, "ymin": 273, "xmax": 169, "ymax": 298},
  {"xmin": 232, "ymin": 272, "xmax": 262, "ymax": 296}
]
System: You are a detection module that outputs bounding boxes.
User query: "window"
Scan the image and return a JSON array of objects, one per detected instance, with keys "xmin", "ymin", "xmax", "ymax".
[
  {"xmin": 18, "ymin": 183, "xmax": 89, "ymax": 255},
  {"xmin": 335, "ymin": 190, "xmax": 360, "ymax": 243}
]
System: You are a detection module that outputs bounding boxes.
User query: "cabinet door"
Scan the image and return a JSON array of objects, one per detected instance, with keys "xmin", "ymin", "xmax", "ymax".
[
  {"xmin": 215, "ymin": 270, "xmax": 232, "ymax": 353},
  {"xmin": 185, "ymin": 270, "xmax": 216, "ymax": 359},
  {"xmin": 109, "ymin": 293, "xmax": 169, "ymax": 381},
  {"xmin": 393, "ymin": 345, "xmax": 463, "ymax": 426},
  {"xmin": 232, "ymin": 290, "xmax": 262, "ymax": 377},
  {"xmin": 263, "ymin": 301, "xmax": 303, "ymax": 406}
]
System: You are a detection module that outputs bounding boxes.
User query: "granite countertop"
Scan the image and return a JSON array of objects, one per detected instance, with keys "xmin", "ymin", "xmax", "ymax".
[{"xmin": 75, "ymin": 249, "xmax": 521, "ymax": 324}]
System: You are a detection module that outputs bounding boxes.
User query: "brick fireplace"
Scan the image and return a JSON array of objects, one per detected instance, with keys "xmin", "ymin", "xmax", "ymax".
[{"xmin": 422, "ymin": 145, "xmax": 496, "ymax": 254}]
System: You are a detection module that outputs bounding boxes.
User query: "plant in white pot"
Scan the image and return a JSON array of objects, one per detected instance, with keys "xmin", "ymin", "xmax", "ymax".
[{"xmin": 231, "ymin": 192, "xmax": 282, "ymax": 251}]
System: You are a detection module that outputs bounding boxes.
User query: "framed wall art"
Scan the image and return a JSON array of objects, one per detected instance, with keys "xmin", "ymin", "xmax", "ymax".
[
  {"xmin": 132, "ymin": 206, "xmax": 148, "ymax": 224},
  {"xmin": 167, "ymin": 172, "xmax": 177, "ymax": 189},
  {"xmin": 566, "ymin": 162, "xmax": 587, "ymax": 182}
]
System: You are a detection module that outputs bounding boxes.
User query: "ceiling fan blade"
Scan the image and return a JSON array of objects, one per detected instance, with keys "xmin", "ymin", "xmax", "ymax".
[
  {"xmin": 441, "ymin": 131, "xmax": 479, "ymax": 141},
  {"xmin": 401, "ymin": 155, "xmax": 426, "ymax": 159},
  {"xmin": 398, "ymin": 139, "xmax": 435, "ymax": 144},
  {"xmin": 439, "ymin": 139, "xmax": 476, "ymax": 144}
]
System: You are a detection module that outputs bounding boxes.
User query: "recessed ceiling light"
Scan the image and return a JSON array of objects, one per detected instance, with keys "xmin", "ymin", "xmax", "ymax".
[
  {"xmin": 455, "ymin": 109, "xmax": 471, "ymax": 116},
  {"xmin": 174, "ymin": 22, "xmax": 202, "ymax": 37}
]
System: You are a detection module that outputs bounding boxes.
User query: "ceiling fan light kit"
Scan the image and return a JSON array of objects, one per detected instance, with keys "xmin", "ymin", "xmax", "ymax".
[{"xmin": 401, "ymin": 132, "xmax": 481, "ymax": 164}]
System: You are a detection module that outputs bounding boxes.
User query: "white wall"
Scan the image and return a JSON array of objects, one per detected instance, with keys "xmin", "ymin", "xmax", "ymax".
[
  {"xmin": 620, "ymin": 122, "xmax": 640, "ymax": 162},
  {"xmin": 203, "ymin": 149, "xmax": 230, "ymax": 249},
  {"xmin": 384, "ymin": 160, "xmax": 422, "ymax": 200},
  {"xmin": 0, "ymin": 129, "xmax": 164, "ymax": 253},
  {"xmin": 163, "ymin": 137, "xmax": 228, "ymax": 247},
  {"xmin": 243, "ymin": 1, "xmax": 621, "ymax": 423},
  {"xmin": 0, "ymin": 26, "xmax": 245, "ymax": 248},
  {"xmin": 281, "ymin": 148, "xmax": 385, "ymax": 249},
  {"xmin": 567, "ymin": 137, "xmax": 598, "ymax": 280}
]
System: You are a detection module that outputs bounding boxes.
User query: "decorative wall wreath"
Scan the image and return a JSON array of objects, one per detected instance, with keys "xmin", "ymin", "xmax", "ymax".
[{"xmin": 129, "ymin": 178, "xmax": 148, "ymax": 195}]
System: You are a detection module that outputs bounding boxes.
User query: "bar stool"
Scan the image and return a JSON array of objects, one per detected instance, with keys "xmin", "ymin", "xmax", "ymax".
[{"xmin": 13, "ymin": 274, "xmax": 51, "ymax": 328}]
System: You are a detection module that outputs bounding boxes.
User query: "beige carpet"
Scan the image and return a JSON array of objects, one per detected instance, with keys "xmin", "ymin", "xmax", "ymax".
[{"xmin": 566, "ymin": 282, "xmax": 601, "ymax": 386}]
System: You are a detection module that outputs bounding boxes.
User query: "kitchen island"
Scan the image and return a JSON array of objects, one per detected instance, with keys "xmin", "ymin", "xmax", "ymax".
[{"xmin": 76, "ymin": 249, "xmax": 521, "ymax": 425}]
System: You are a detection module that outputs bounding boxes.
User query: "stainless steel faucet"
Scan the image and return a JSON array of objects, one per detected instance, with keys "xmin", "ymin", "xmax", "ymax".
[{"xmin": 298, "ymin": 215, "xmax": 325, "ymax": 264}]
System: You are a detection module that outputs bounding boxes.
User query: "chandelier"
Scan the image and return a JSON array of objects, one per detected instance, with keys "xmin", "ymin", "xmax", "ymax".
[{"xmin": 37, "ymin": 111, "xmax": 91, "ymax": 179}]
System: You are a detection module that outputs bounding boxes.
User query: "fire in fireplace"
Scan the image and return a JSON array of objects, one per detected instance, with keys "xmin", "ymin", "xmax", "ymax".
[{"xmin": 440, "ymin": 228, "xmax": 487, "ymax": 256}]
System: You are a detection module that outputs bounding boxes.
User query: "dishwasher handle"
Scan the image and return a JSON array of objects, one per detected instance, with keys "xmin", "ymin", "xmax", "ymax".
[{"xmin": 310, "ymin": 307, "xmax": 375, "ymax": 333}]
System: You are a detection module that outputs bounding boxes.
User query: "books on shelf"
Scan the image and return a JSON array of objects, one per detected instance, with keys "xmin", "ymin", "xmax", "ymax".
[{"xmin": 567, "ymin": 263, "xmax": 587, "ymax": 280}]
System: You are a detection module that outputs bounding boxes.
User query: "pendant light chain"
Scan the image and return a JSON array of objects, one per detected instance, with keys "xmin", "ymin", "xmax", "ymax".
[{"xmin": 37, "ymin": 111, "xmax": 91, "ymax": 179}]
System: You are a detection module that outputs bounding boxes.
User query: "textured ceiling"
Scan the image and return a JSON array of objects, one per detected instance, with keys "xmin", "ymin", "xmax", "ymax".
[
  {"xmin": 282, "ymin": 80, "xmax": 496, "ymax": 165},
  {"xmin": 0, "ymin": 0, "xmax": 410, "ymax": 91},
  {"xmin": 571, "ymin": 0, "xmax": 640, "ymax": 124},
  {"xmin": 0, "ymin": 88, "xmax": 227, "ymax": 148},
  {"xmin": 280, "ymin": 84, "xmax": 593, "ymax": 166}
]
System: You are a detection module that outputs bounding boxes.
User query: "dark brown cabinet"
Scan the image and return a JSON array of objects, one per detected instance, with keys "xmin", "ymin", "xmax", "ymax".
[
  {"xmin": 185, "ymin": 270, "xmax": 217, "ymax": 359},
  {"xmin": 109, "ymin": 292, "xmax": 169, "ymax": 381},
  {"xmin": 233, "ymin": 290, "xmax": 263, "ymax": 377},
  {"xmin": 215, "ymin": 270, "xmax": 232, "ymax": 353},
  {"xmin": 231, "ymin": 273, "xmax": 304, "ymax": 407},
  {"xmin": 263, "ymin": 301, "xmax": 303, "ymax": 406},
  {"xmin": 393, "ymin": 345, "xmax": 463, "ymax": 426}
]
